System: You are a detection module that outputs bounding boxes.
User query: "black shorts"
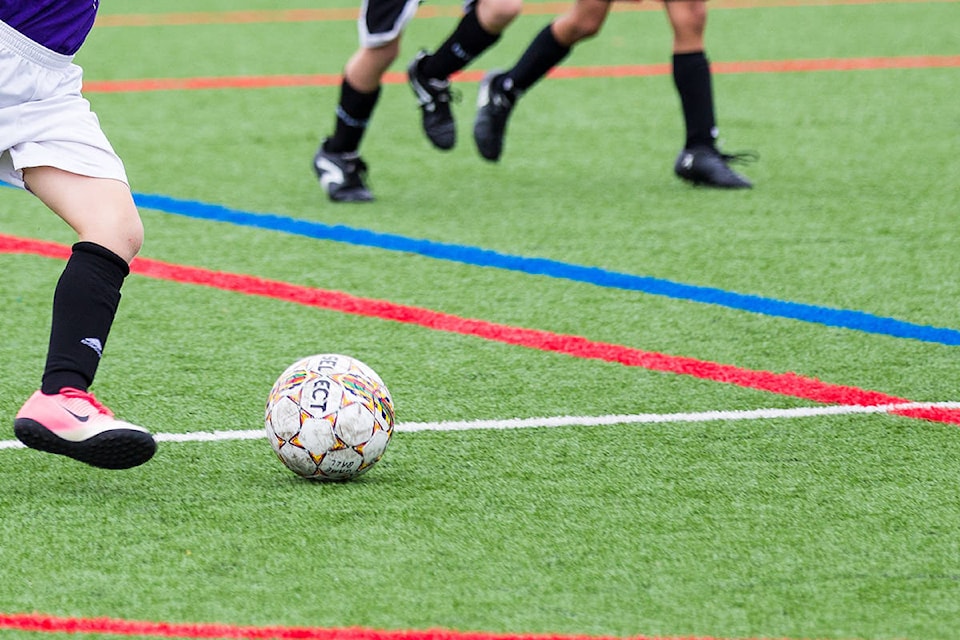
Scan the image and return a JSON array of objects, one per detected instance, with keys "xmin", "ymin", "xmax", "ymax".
[{"xmin": 359, "ymin": 0, "xmax": 421, "ymax": 47}]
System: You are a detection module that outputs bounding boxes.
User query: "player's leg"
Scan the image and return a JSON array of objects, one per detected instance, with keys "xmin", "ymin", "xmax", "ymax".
[
  {"xmin": 14, "ymin": 167, "xmax": 157, "ymax": 469},
  {"xmin": 326, "ymin": 42, "xmax": 400, "ymax": 152},
  {"xmin": 473, "ymin": 0, "xmax": 612, "ymax": 161},
  {"xmin": 551, "ymin": 0, "xmax": 612, "ymax": 45},
  {"xmin": 667, "ymin": 0, "xmax": 712, "ymax": 151},
  {"xmin": 314, "ymin": 0, "xmax": 418, "ymax": 202},
  {"xmin": 314, "ymin": 42, "xmax": 397, "ymax": 203},
  {"xmin": 666, "ymin": 0, "xmax": 752, "ymax": 188},
  {"xmin": 477, "ymin": 0, "xmax": 524, "ymax": 36},
  {"xmin": 24, "ymin": 166, "xmax": 142, "ymax": 262},
  {"xmin": 408, "ymin": 0, "xmax": 523, "ymax": 150}
]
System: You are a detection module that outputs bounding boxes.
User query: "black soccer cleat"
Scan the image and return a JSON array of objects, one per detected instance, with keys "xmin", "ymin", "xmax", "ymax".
[
  {"xmin": 313, "ymin": 141, "xmax": 374, "ymax": 203},
  {"xmin": 674, "ymin": 145, "xmax": 755, "ymax": 189},
  {"xmin": 473, "ymin": 71, "xmax": 515, "ymax": 162},
  {"xmin": 407, "ymin": 50, "xmax": 456, "ymax": 150}
]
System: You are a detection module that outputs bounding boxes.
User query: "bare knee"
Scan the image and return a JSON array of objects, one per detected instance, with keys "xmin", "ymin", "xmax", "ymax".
[
  {"xmin": 553, "ymin": 20, "xmax": 603, "ymax": 46},
  {"xmin": 108, "ymin": 203, "xmax": 144, "ymax": 262},
  {"xmin": 477, "ymin": 0, "xmax": 523, "ymax": 33},
  {"xmin": 552, "ymin": 0, "xmax": 609, "ymax": 46},
  {"xmin": 75, "ymin": 194, "xmax": 143, "ymax": 263},
  {"xmin": 345, "ymin": 40, "xmax": 400, "ymax": 91},
  {"xmin": 665, "ymin": 0, "xmax": 708, "ymax": 52},
  {"xmin": 23, "ymin": 166, "xmax": 143, "ymax": 263}
]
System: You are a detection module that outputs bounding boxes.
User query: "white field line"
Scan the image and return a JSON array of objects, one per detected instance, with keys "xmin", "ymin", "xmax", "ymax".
[{"xmin": 1, "ymin": 402, "xmax": 958, "ymax": 450}]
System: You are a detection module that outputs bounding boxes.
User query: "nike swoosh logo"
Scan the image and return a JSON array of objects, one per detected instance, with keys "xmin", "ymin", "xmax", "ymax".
[{"xmin": 64, "ymin": 408, "xmax": 91, "ymax": 422}]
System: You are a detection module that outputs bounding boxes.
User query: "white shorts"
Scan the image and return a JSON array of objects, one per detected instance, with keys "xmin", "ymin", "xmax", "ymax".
[{"xmin": 0, "ymin": 19, "xmax": 127, "ymax": 190}]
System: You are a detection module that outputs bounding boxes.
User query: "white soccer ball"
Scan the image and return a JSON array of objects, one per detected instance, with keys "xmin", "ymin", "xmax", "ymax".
[{"xmin": 265, "ymin": 354, "xmax": 395, "ymax": 481}]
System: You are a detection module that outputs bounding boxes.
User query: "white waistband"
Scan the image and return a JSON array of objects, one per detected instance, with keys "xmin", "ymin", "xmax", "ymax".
[{"xmin": 0, "ymin": 19, "xmax": 74, "ymax": 70}]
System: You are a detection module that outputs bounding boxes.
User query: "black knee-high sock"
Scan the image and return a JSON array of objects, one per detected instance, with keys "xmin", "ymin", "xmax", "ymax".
[
  {"xmin": 672, "ymin": 51, "xmax": 718, "ymax": 149},
  {"xmin": 42, "ymin": 242, "xmax": 129, "ymax": 395},
  {"xmin": 420, "ymin": 9, "xmax": 501, "ymax": 79},
  {"xmin": 324, "ymin": 78, "xmax": 381, "ymax": 154},
  {"xmin": 502, "ymin": 24, "xmax": 571, "ymax": 97}
]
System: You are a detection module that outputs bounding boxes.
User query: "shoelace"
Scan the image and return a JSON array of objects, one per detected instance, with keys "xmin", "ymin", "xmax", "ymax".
[
  {"xmin": 490, "ymin": 90, "xmax": 515, "ymax": 113},
  {"xmin": 343, "ymin": 157, "xmax": 370, "ymax": 190},
  {"xmin": 351, "ymin": 157, "xmax": 368, "ymax": 176},
  {"xmin": 427, "ymin": 81, "xmax": 461, "ymax": 107},
  {"xmin": 60, "ymin": 387, "xmax": 114, "ymax": 417},
  {"xmin": 719, "ymin": 150, "xmax": 760, "ymax": 165}
]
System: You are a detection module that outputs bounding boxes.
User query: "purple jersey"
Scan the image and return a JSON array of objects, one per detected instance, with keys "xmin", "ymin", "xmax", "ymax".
[{"xmin": 0, "ymin": 0, "xmax": 99, "ymax": 55}]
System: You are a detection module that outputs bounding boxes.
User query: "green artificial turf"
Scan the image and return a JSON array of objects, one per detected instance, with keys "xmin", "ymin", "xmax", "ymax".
[{"xmin": 1, "ymin": 2, "xmax": 958, "ymax": 639}]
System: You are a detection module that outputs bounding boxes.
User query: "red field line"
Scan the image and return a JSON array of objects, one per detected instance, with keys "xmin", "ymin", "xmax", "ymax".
[
  {"xmin": 0, "ymin": 612, "xmax": 751, "ymax": 640},
  {"xmin": 2, "ymin": 233, "xmax": 957, "ymax": 427},
  {"xmin": 93, "ymin": 0, "xmax": 956, "ymax": 27},
  {"xmin": 79, "ymin": 55, "xmax": 960, "ymax": 93}
]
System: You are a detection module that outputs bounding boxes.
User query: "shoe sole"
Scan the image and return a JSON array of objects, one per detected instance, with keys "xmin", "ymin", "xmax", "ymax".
[
  {"xmin": 473, "ymin": 113, "xmax": 503, "ymax": 162},
  {"xmin": 14, "ymin": 419, "xmax": 157, "ymax": 470},
  {"xmin": 329, "ymin": 189, "xmax": 375, "ymax": 203},
  {"xmin": 423, "ymin": 120, "xmax": 455, "ymax": 151},
  {"xmin": 676, "ymin": 174, "xmax": 752, "ymax": 189}
]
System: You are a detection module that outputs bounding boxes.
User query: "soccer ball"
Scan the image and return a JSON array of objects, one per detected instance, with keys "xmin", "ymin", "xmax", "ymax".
[{"xmin": 265, "ymin": 354, "xmax": 395, "ymax": 481}]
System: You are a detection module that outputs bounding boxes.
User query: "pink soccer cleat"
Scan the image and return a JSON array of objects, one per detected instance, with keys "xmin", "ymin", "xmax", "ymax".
[{"xmin": 14, "ymin": 387, "xmax": 156, "ymax": 469}]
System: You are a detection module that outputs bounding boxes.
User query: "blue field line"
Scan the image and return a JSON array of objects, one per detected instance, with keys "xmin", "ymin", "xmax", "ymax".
[{"xmin": 133, "ymin": 192, "xmax": 960, "ymax": 347}]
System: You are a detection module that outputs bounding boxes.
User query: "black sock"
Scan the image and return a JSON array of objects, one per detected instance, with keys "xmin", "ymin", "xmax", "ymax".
[
  {"xmin": 503, "ymin": 24, "xmax": 571, "ymax": 97},
  {"xmin": 421, "ymin": 9, "xmax": 500, "ymax": 79},
  {"xmin": 324, "ymin": 78, "xmax": 381, "ymax": 153},
  {"xmin": 672, "ymin": 51, "xmax": 718, "ymax": 149},
  {"xmin": 41, "ymin": 242, "xmax": 130, "ymax": 395}
]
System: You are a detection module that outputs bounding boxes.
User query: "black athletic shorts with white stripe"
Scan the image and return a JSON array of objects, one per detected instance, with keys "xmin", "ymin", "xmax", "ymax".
[{"xmin": 359, "ymin": 0, "xmax": 421, "ymax": 47}]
